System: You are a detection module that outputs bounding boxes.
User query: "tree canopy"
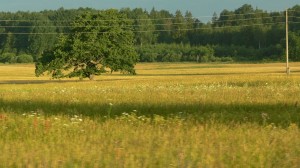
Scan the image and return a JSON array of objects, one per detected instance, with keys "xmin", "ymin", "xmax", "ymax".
[
  {"xmin": 35, "ymin": 9, "xmax": 138, "ymax": 80},
  {"xmin": 0, "ymin": 4, "xmax": 300, "ymax": 64}
]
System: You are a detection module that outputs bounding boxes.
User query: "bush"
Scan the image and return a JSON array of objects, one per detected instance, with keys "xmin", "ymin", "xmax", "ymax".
[
  {"xmin": 0, "ymin": 53, "xmax": 16, "ymax": 63},
  {"xmin": 220, "ymin": 57, "xmax": 234, "ymax": 62},
  {"xmin": 16, "ymin": 54, "xmax": 34, "ymax": 63},
  {"xmin": 201, "ymin": 55, "xmax": 210, "ymax": 63},
  {"xmin": 137, "ymin": 44, "xmax": 214, "ymax": 62},
  {"xmin": 139, "ymin": 51, "xmax": 158, "ymax": 62}
]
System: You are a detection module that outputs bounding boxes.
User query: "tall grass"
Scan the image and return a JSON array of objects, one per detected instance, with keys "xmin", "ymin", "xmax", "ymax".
[
  {"xmin": 1, "ymin": 112, "xmax": 300, "ymax": 167},
  {"xmin": 0, "ymin": 63, "xmax": 300, "ymax": 167}
]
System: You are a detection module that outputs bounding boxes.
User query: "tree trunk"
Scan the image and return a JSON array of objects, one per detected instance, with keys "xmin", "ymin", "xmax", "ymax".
[{"xmin": 89, "ymin": 74, "xmax": 94, "ymax": 80}]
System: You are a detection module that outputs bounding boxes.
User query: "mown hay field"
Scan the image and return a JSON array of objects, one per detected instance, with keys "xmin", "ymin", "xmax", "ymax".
[{"xmin": 0, "ymin": 63, "xmax": 300, "ymax": 167}]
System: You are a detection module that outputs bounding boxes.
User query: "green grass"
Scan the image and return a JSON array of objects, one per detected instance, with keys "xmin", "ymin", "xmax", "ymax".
[{"xmin": 0, "ymin": 63, "xmax": 300, "ymax": 167}]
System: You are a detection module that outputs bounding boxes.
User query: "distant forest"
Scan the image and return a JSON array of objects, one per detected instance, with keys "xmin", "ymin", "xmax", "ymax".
[{"xmin": 0, "ymin": 4, "xmax": 300, "ymax": 63}]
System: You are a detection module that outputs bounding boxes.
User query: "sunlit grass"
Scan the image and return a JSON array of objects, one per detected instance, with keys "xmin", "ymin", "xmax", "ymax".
[
  {"xmin": 0, "ymin": 62, "xmax": 300, "ymax": 167},
  {"xmin": 1, "ymin": 112, "xmax": 300, "ymax": 167}
]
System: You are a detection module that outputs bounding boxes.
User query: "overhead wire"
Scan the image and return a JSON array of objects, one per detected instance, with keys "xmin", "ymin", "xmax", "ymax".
[
  {"xmin": 0, "ymin": 15, "xmax": 287, "ymax": 28},
  {"xmin": 0, "ymin": 22, "xmax": 286, "ymax": 35},
  {"xmin": 0, "ymin": 10, "xmax": 287, "ymax": 23},
  {"xmin": 0, "ymin": 10, "xmax": 297, "ymax": 35}
]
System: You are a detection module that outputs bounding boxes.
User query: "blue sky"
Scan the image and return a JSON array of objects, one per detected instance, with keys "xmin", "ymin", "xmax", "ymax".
[{"xmin": 0, "ymin": 0, "xmax": 299, "ymax": 22}]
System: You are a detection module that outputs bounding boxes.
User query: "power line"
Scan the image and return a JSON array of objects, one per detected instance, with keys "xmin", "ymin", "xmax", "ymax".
[
  {"xmin": 0, "ymin": 10, "xmax": 288, "ymax": 23},
  {"xmin": 0, "ymin": 21, "xmax": 286, "ymax": 35},
  {"xmin": 0, "ymin": 10, "xmax": 295, "ymax": 35},
  {"xmin": 290, "ymin": 21, "xmax": 300, "ymax": 24},
  {"xmin": 0, "ymin": 16, "xmax": 287, "ymax": 29},
  {"xmin": 212, "ymin": 16, "xmax": 285, "ymax": 24}
]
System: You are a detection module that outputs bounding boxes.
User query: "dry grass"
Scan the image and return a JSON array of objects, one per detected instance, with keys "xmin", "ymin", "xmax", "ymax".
[{"xmin": 0, "ymin": 62, "xmax": 300, "ymax": 167}]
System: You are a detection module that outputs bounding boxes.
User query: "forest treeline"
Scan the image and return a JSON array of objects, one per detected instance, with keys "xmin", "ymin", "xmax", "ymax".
[{"xmin": 0, "ymin": 4, "xmax": 300, "ymax": 63}]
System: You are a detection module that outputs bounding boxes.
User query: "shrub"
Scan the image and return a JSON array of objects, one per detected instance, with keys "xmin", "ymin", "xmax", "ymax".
[
  {"xmin": 0, "ymin": 53, "xmax": 16, "ymax": 63},
  {"xmin": 220, "ymin": 57, "xmax": 234, "ymax": 62},
  {"xmin": 16, "ymin": 54, "xmax": 34, "ymax": 63}
]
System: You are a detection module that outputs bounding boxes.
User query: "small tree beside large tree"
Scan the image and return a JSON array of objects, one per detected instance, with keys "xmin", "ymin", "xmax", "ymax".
[{"xmin": 35, "ymin": 9, "xmax": 138, "ymax": 80}]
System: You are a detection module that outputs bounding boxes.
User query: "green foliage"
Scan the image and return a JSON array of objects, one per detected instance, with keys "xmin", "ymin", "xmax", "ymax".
[
  {"xmin": 137, "ymin": 44, "xmax": 218, "ymax": 62},
  {"xmin": 16, "ymin": 54, "xmax": 34, "ymax": 63},
  {"xmin": 27, "ymin": 14, "xmax": 56, "ymax": 60},
  {"xmin": 289, "ymin": 32, "xmax": 300, "ymax": 61},
  {"xmin": 212, "ymin": 44, "xmax": 284, "ymax": 61},
  {"xmin": 35, "ymin": 10, "xmax": 138, "ymax": 79},
  {"xmin": 0, "ymin": 53, "xmax": 16, "ymax": 63},
  {"xmin": 0, "ymin": 53, "xmax": 33, "ymax": 64},
  {"xmin": 1, "ymin": 4, "xmax": 300, "ymax": 62},
  {"xmin": 122, "ymin": 8, "xmax": 157, "ymax": 46},
  {"xmin": 172, "ymin": 10, "xmax": 188, "ymax": 43},
  {"xmin": 35, "ymin": 49, "xmax": 65, "ymax": 78}
]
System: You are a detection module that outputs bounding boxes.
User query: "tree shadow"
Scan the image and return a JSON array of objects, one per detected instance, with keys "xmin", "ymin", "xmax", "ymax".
[
  {"xmin": 1, "ymin": 69, "xmax": 299, "ymax": 84},
  {"xmin": 0, "ymin": 98, "xmax": 299, "ymax": 127},
  {"xmin": 0, "ymin": 78, "xmax": 131, "ymax": 85},
  {"xmin": 135, "ymin": 71, "xmax": 289, "ymax": 77}
]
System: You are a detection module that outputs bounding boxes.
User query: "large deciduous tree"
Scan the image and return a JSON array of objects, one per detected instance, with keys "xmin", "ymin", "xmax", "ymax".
[{"xmin": 35, "ymin": 9, "xmax": 138, "ymax": 80}]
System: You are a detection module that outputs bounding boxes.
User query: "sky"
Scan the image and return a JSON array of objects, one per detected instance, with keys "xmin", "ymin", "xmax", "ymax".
[{"xmin": 0, "ymin": 0, "xmax": 299, "ymax": 22}]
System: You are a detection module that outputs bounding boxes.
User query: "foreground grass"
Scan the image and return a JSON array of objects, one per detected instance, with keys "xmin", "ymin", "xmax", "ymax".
[
  {"xmin": 1, "ymin": 112, "xmax": 300, "ymax": 167},
  {"xmin": 0, "ymin": 63, "xmax": 300, "ymax": 167}
]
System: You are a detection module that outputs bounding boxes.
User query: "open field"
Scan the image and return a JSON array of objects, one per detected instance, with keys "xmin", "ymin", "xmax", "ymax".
[{"xmin": 1, "ymin": 63, "xmax": 300, "ymax": 167}]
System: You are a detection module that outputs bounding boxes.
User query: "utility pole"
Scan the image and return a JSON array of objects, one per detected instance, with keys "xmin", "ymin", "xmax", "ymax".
[{"xmin": 286, "ymin": 9, "xmax": 290, "ymax": 75}]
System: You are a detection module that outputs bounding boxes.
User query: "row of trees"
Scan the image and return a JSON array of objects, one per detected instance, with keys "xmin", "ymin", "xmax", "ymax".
[
  {"xmin": 137, "ymin": 44, "xmax": 234, "ymax": 62},
  {"xmin": 0, "ymin": 4, "xmax": 300, "ymax": 63},
  {"xmin": 136, "ymin": 43, "xmax": 286, "ymax": 62},
  {"xmin": 0, "ymin": 53, "xmax": 33, "ymax": 63}
]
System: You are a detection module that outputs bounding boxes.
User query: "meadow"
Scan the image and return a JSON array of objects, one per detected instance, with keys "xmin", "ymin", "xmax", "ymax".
[{"xmin": 0, "ymin": 63, "xmax": 300, "ymax": 167}]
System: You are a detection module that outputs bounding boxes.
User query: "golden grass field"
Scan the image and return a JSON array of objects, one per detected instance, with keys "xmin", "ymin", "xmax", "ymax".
[{"xmin": 0, "ymin": 62, "xmax": 300, "ymax": 167}]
